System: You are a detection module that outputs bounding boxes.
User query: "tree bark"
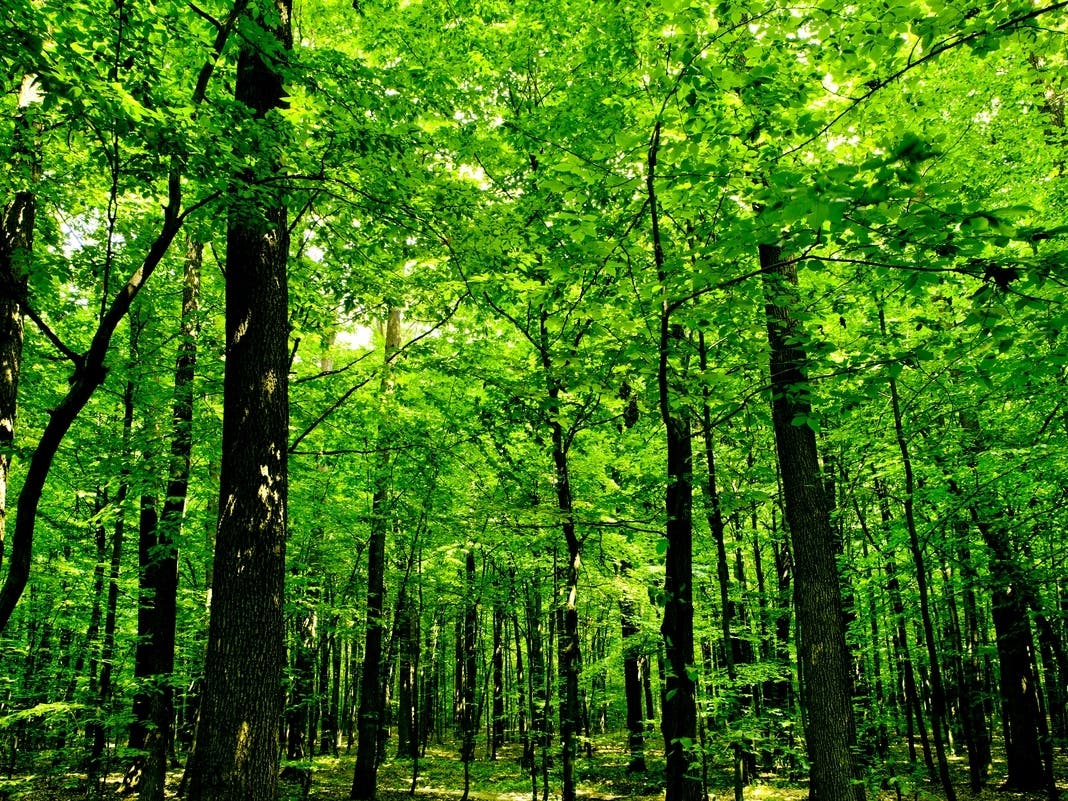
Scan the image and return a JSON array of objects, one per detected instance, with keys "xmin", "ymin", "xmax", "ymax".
[
  {"xmin": 129, "ymin": 238, "xmax": 200, "ymax": 801},
  {"xmin": 971, "ymin": 509, "xmax": 1051, "ymax": 793},
  {"xmin": 882, "ymin": 309, "xmax": 956, "ymax": 801},
  {"xmin": 351, "ymin": 306, "xmax": 402, "ymax": 801},
  {"xmin": 620, "ymin": 563, "xmax": 645, "ymax": 773},
  {"xmin": 459, "ymin": 548, "xmax": 478, "ymax": 801},
  {"xmin": 759, "ymin": 243, "xmax": 862, "ymax": 801},
  {"xmin": 396, "ymin": 585, "xmax": 419, "ymax": 759},
  {"xmin": 538, "ymin": 319, "xmax": 582, "ymax": 801},
  {"xmin": 182, "ymin": 1, "xmax": 292, "ymax": 795},
  {"xmin": 491, "ymin": 589, "xmax": 506, "ymax": 759},
  {"xmin": 646, "ymin": 120, "xmax": 702, "ymax": 801},
  {"xmin": 0, "ymin": 75, "xmax": 38, "ymax": 579}
]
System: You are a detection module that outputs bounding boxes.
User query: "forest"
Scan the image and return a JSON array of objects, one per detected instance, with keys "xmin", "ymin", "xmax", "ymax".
[{"xmin": 1, "ymin": 0, "xmax": 1067, "ymax": 799}]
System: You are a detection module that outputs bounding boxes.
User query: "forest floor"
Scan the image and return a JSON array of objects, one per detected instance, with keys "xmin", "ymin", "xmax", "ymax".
[{"xmin": 5, "ymin": 739, "xmax": 1066, "ymax": 801}]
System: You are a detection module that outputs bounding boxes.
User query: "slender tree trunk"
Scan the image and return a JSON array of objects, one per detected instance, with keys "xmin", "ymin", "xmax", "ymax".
[
  {"xmin": 397, "ymin": 585, "xmax": 419, "ymax": 759},
  {"xmin": 759, "ymin": 243, "xmax": 862, "ymax": 801},
  {"xmin": 182, "ymin": 2, "xmax": 291, "ymax": 796},
  {"xmin": 646, "ymin": 120, "xmax": 702, "ymax": 801},
  {"xmin": 351, "ymin": 306, "xmax": 402, "ymax": 801},
  {"xmin": 873, "ymin": 475, "xmax": 935, "ymax": 777},
  {"xmin": 852, "ymin": 507, "xmax": 890, "ymax": 760},
  {"xmin": 288, "ymin": 603, "xmax": 316, "ymax": 761},
  {"xmin": 459, "ymin": 549, "xmax": 478, "ymax": 801},
  {"xmin": 88, "ymin": 321, "xmax": 139, "ymax": 794},
  {"xmin": 882, "ymin": 310, "xmax": 956, "ymax": 801},
  {"xmin": 325, "ymin": 611, "xmax": 343, "ymax": 756},
  {"xmin": 422, "ymin": 610, "xmax": 442, "ymax": 754},
  {"xmin": 491, "ymin": 590, "xmax": 506, "ymax": 759},
  {"xmin": 620, "ymin": 563, "xmax": 646, "ymax": 773},
  {"xmin": 538, "ymin": 332, "xmax": 582, "ymax": 801},
  {"xmin": 698, "ymin": 332, "xmax": 746, "ymax": 801},
  {"xmin": 958, "ymin": 544, "xmax": 991, "ymax": 790},
  {"xmin": 129, "ymin": 238, "xmax": 200, "ymax": 801},
  {"xmin": 526, "ymin": 575, "xmax": 549, "ymax": 801}
]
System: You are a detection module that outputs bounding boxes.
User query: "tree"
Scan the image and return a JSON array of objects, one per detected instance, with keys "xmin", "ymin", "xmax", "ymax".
[
  {"xmin": 351, "ymin": 306, "xmax": 403, "ymax": 801},
  {"xmin": 182, "ymin": 0, "xmax": 292, "ymax": 796},
  {"xmin": 129, "ymin": 239, "xmax": 201, "ymax": 801},
  {"xmin": 760, "ymin": 243, "xmax": 863, "ymax": 801}
]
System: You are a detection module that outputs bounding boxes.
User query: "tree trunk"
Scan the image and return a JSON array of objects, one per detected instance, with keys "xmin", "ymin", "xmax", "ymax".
[
  {"xmin": 971, "ymin": 510, "xmax": 1051, "ymax": 793},
  {"xmin": 760, "ymin": 243, "xmax": 862, "ymax": 801},
  {"xmin": 182, "ymin": 1, "xmax": 292, "ymax": 795},
  {"xmin": 396, "ymin": 585, "xmax": 419, "ymax": 759},
  {"xmin": 882, "ymin": 309, "xmax": 956, "ymax": 801},
  {"xmin": 89, "ymin": 324, "xmax": 138, "ymax": 794},
  {"xmin": 351, "ymin": 306, "xmax": 402, "ymax": 801},
  {"xmin": 525, "ymin": 575, "xmax": 549, "ymax": 801},
  {"xmin": 698, "ymin": 332, "xmax": 746, "ymax": 801},
  {"xmin": 958, "ymin": 544, "xmax": 991, "ymax": 790},
  {"xmin": 287, "ymin": 603, "xmax": 316, "ymax": 761},
  {"xmin": 491, "ymin": 591, "xmax": 506, "ymax": 759},
  {"xmin": 459, "ymin": 548, "xmax": 478, "ymax": 801},
  {"xmin": 129, "ymin": 238, "xmax": 200, "ymax": 801},
  {"xmin": 539, "ymin": 337, "xmax": 582, "ymax": 801},
  {"xmin": 646, "ymin": 120, "xmax": 702, "ymax": 801},
  {"xmin": 0, "ymin": 75, "xmax": 38, "ymax": 578},
  {"xmin": 620, "ymin": 563, "xmax": 646, "ymax": 773}
]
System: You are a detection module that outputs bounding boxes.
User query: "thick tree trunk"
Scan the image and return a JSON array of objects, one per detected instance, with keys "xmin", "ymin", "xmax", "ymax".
[
  {"xmin": 183, "ymin": 2, "xmax": 291, "ymax": 796},
  {"xmin": 351, "ymin": 306, "xmax": 402, "ymax": 801},
  {"xmin": 760, "ymin": 243, "xmax": 862, "ymax": 801},
  {"xmin": 971, "ymin": 511, "xmax": 1051, "ymax": 793},
  {"xmin": 0, "ymin": 76, "xmax": 38, "ymax": 578}
]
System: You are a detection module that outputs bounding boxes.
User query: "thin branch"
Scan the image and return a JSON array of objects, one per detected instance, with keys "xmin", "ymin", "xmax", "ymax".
[
  {"xmin": 21, "ymin": 304, "xmax": 82, "ymax": 366},
  {"xmin": 287, "ymin": 296, "xmax": 464, "ymax": 453},
  {"xmin": 780, "ymin": 2, "xmax": 1068, "ymax": 157}
]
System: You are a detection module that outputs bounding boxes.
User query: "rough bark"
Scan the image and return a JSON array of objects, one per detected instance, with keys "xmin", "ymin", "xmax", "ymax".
[
  {"xmin": 182, "ymin": 1, "xmax": 292, "ymax": 795},
  {"xmin": 760, "ymin": 243, "xmax": 862, "ymax": 801},
  {"xmin": 0, "ymin": 75, "xmax": 38, "ymax": 578}
]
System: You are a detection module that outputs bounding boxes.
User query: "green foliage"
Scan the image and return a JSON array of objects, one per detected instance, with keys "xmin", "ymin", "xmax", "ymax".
[{"xmin": 2, "ymin": 0, "xmax": 1067, "ymax": 795}]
